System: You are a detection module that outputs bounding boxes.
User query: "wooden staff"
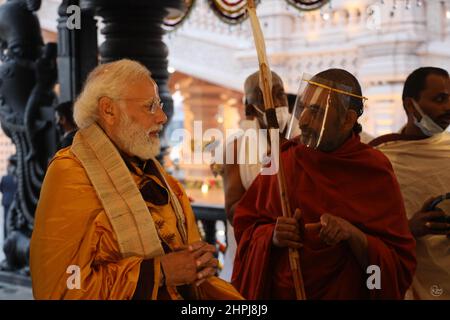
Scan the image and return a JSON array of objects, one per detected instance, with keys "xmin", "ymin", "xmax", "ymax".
[{"xmin": 246, "ymin": 0, "xmax": 306, "ymax": 300}]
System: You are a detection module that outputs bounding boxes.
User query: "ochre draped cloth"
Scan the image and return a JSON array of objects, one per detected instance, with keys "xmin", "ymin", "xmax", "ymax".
[
  {"xmin": 30, "ymin": 123, "xmax": 242, "ymax": 300},
  {"xmin": 372, "ymin": 132, "xmax": 450, "ymax": 300},
  {"xmin": 232, "ymin": 135, "xmax": 416, "ymax": 300}
]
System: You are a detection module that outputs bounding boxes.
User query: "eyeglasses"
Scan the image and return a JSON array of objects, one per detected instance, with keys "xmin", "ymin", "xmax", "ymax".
[
  {"xmin": 112, "ymin": 97, "xmax": 164, "ymax": 114},
  {"xmin": 144, "ymin": 98, "xmax": 164, "ymax": 114}
]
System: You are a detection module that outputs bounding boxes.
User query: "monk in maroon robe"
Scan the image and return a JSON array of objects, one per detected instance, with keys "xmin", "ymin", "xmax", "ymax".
[{"xmin": 232, "ymin": 69, "xmax": 416, "ymax": 300}]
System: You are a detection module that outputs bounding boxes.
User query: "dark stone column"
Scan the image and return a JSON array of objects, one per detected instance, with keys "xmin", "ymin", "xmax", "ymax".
[
  {"xmin": 0, "ymin": 0, "xmax": 58, "ymax": 272},
  {"xmin": 57, "ymin": 0, "xmax": 98, "ymax": 103},
  {"xmin": 80, "ymin": 0, "xmax": 186, "ymax": 131}
]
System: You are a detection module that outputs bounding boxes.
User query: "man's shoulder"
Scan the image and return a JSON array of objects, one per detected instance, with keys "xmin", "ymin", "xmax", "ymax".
[
  {"xmin": 47, "ymin": 147, "xmax": 89, "ymax": 182},
  {"xmin": 280, "ymin": 138, "xmax": 300, "ymax": 153},
  {"xmin": 52, "ymin": 146, "xmax": 78, "ymax": 160},
  {"xmin": 353, "ymin": 139, "xmax": 393, "ymax": 165},
  {"xmin": 368, "ymin": 132, "xmax": 435, "ymax": 148},
  {"xmin": 50, "ymin": 147, "xmax": 81, "ymax": 166},
  {"xmin": 368, "ymin": 133, "xmax": 405, "ymax": 147}
]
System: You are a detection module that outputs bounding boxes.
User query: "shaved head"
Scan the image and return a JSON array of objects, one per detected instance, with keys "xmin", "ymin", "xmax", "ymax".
[
  {"xmin": 243, "ymin": 70, "xmax": 287, "ymax": 118},
  {"xmin": 298, "ymin": 68, "xmax": 365, "ymax": 152},
  {"xmin": 244, "ymin": 70, "xmax": 284, "ymax": 97},
  {"xmin": 314, "ymin": 68, "xmax": 364, "ymax": 134}
]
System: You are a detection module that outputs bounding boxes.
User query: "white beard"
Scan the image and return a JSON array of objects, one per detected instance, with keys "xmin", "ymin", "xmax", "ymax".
[{"xmin": 114, "ymin": 112, "xmax": 161, "ymax": 160}]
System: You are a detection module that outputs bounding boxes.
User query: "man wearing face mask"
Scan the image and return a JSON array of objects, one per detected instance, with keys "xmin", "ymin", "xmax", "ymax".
[
  {"xmin": 370, "ymin": 67, "xmax": 450, "ymax": 300},
  {"xmin": 232, "ymin": 69, "xmax": 416, "ymax": 299},
  {"xmin": 218, "ymin": 70, "xmax": 295, "ymax": 282}
]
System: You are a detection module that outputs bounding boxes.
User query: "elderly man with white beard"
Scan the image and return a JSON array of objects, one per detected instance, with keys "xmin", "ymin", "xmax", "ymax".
[{"xmin": 30, "ymin": 59, "xmax": 243, "ymax": 300}]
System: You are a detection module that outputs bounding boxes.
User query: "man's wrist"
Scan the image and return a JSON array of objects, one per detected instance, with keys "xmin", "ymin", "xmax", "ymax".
[{"xmin": 347, "ymin": 225, "xmax": 369, "ymax": 268}]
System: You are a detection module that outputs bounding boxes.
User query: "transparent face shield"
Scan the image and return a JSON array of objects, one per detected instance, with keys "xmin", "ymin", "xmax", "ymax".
[{"xmin": 286, "ymin": 73, "xmax": 367, "ymax": 150}]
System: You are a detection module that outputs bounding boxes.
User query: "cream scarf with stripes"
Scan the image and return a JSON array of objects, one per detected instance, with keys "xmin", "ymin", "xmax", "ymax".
[{"xmin": 70, "ymin": 123, "xmax": 169, "ymax": 259}]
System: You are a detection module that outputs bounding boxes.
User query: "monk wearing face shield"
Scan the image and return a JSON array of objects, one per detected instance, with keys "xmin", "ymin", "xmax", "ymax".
[{"xmin": 232, "ymin": 68, "xmax": 417, "ymax": 300}]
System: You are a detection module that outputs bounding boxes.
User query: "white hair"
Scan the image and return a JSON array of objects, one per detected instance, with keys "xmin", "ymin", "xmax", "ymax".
[
  {"xmin": 115, "ymin": 110, "xmax": 162, "ymax": 160},
  {"xmin": 73, "ymin": 59, "xmax": 152, "ymax": 129}
]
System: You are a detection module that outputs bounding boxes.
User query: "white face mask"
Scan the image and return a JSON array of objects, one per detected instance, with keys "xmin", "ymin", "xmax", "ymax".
[
  {"xmin": 254, "ymin": 106, "xmax": 291, "ymax": 133},
  {"xmin": 412, "ymin": 100, "xmax": 444, "ymax": 136},
  {"xmin": 239, "ymin": 118, "xmax": 259, "ymax": 131}
]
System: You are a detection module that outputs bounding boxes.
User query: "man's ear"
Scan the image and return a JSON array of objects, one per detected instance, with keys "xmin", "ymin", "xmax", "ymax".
[
  {"xmin": 98, "ymin": 96, "xmax": 116, "ymax": 125},
  {"xmin": 245, "ymin": 103, "xmax": 257, "ymax": 117},
  {"xmin": 403, "ymin": 97, "xmax": 411, "ymax": 111},
  {"xmin": 342, "ymin": 109, "xmax": 358, "ymax": 132},
  {"xmin": 403, "ymin": 97, "xmax": 420, "ymax": 122}
]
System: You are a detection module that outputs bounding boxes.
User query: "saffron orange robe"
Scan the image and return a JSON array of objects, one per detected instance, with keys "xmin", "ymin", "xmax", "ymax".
[
  {"xmin": 30, "ymin": 147, "xmax": 242, "ymax": 300},
  {"xmin": 232, "ymin": 135, "xmax": 416, "ymax": 299}
]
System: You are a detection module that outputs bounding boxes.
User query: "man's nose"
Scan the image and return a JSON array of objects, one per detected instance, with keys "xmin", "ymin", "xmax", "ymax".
[
  {"xmin": 299, "ymin": 110, "xmax": 311, "ymax": 127},
  {"xmin": 444, "ymin": 98, "xmax": 450, "ymax": 111},
  {"xmin": 155, "ymin": 105, "xmax": 168, "ymax": 125}
]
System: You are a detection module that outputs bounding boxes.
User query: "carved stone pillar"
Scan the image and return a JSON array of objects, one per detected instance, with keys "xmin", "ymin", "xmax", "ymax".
[
  {"xmin": 0, "ymin": 0, "xmax": 58, "ymax": 272},
  {"xmin": 57, "ymin": 0, "xmax": 98, "ymax": 103},
  {"xmin": 80, "ymin": 0, "xmax": 186, "ymax": 131}
]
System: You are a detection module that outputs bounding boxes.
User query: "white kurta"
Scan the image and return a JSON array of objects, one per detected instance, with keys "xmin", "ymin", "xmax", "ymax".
[
  {"xmin": 219, "ymin": 121, "xmax": 266, "ymax": 282},
  {"xmin": 376, "ymin": 132, "xmax": 450, "ymax": 300}
]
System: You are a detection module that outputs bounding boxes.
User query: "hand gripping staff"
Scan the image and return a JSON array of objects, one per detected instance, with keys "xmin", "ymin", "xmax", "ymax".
[{"xmin": 246, "ymin": 0, "xmax": 306, "ymax": 300}]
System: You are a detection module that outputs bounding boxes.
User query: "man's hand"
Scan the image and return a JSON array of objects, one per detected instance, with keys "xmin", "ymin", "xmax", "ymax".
[
  {"xmin": 272, "ymin": 209, "xmax": 303, "ymax": 249},
  {"xmin": 161, "ymin": 241, "xmax": 218, "ymax": 287},
  {"xmin": 307, "ymin": 213, "xmax": 356, "ymax": 246},
  {"xmin": 409, "ymin": 197, "xmax": 450, "ymax": 238},
  {"xmin": 190, "ymin": 241, "xmax": 218, "ymax": 286},
  {"xmin": 306, "ymin": 213, "xmax": 369, "ymax": 268}
]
